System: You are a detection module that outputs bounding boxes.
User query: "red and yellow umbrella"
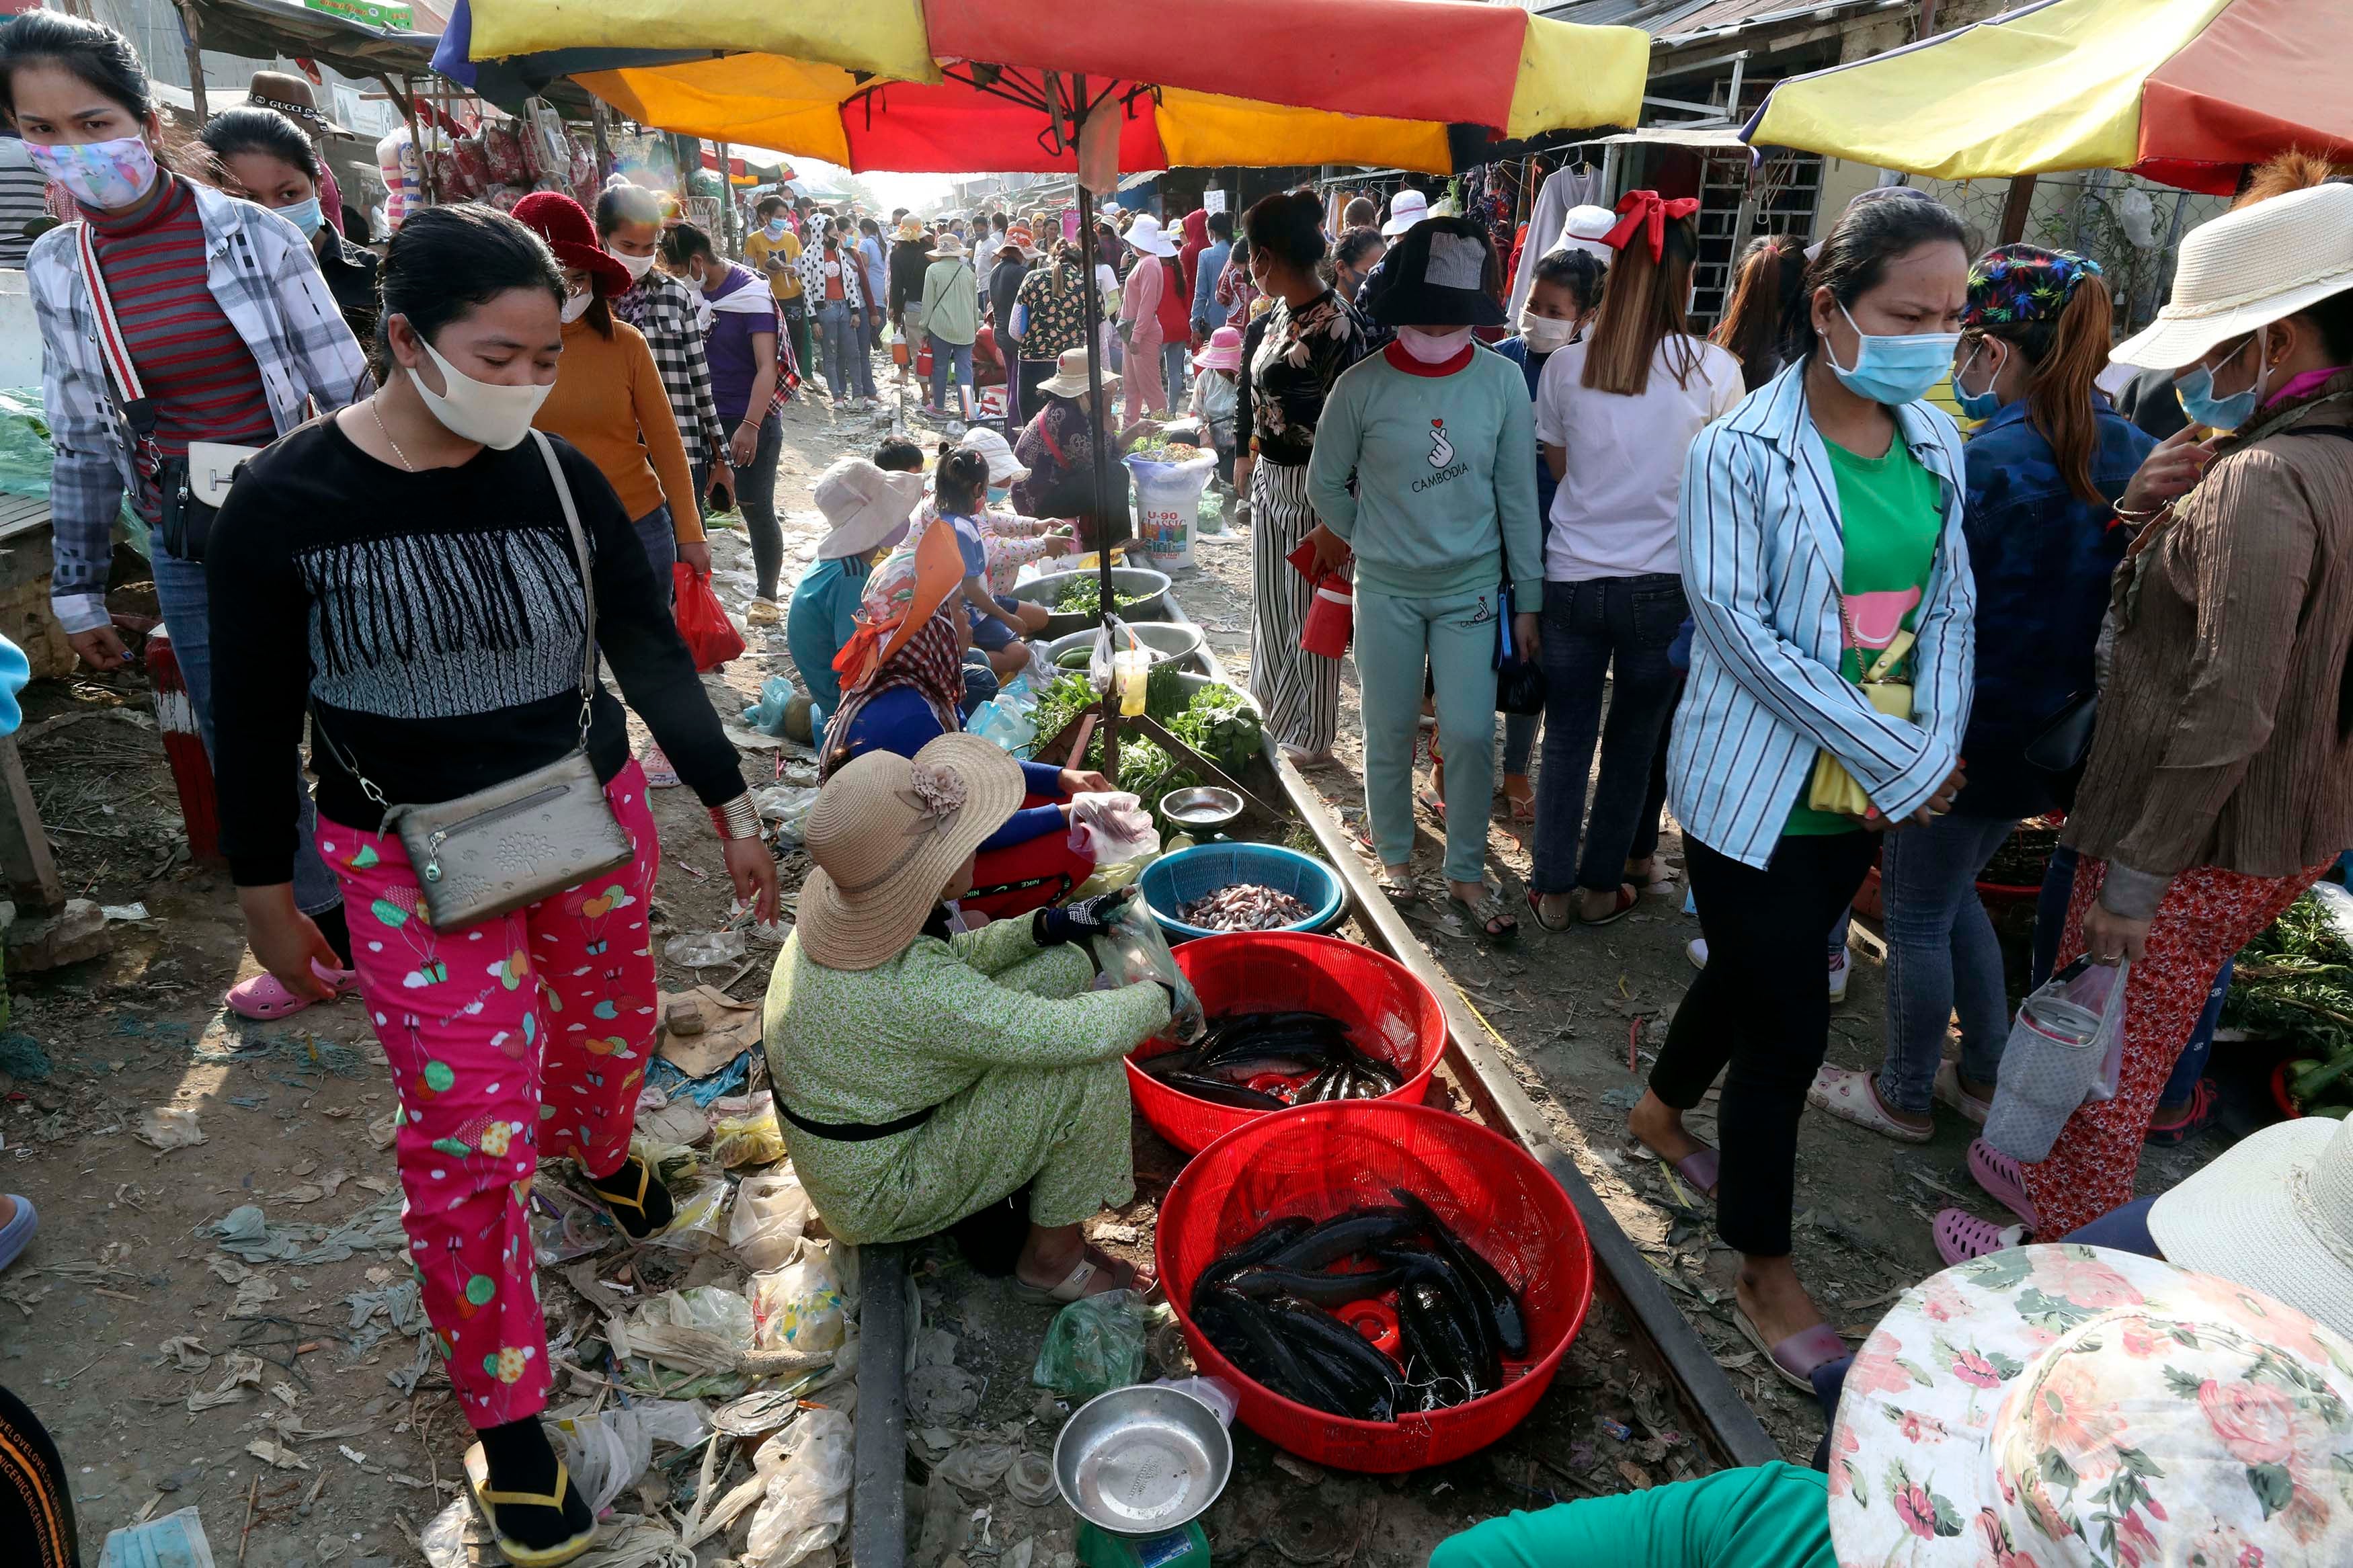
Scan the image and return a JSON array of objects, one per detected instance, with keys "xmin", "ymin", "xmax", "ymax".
[
  {"xmin": 458, "ymin": 0, "xmax": 1648, "ymax": 174},
  {"xmin": 1744, "ymin": 0, "xmax": 2353, "ymax": 195}
]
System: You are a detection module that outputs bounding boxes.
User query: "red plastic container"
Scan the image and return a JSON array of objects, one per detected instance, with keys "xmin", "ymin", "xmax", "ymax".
[
  {"xmin": 1127, "ymin": 932, "xmax": 1445, "ymax": 1156},
  {"xmin": 1155, "ymin": 1100, "xmax": 1593, "ymax": 1472}
]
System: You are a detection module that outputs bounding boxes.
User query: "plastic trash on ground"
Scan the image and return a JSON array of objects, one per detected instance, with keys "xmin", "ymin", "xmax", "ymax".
[
  {"xmin": 137, "ymin": 1106, "xmax": 205, "ymax": 1150},
  {"xmin": 752, "ymin": 784, "xmax": 820, "ymax": 841},
  {"xmin": 711, "ymin": 1091, "xmax": 787, "ymax": 1169},
  {"xmin": 553, "ymin": 1397, "xmax": 711, "ymax": 1513},
  {"xmin": 96, "ymin": 1506, "xmax": 213, "ymax": 1568},
  {"xmin": 730, "ymin": 1167, "xmax": 814, "ymax": 1272},
  {"xmin": 1089, "ymin": 897, "xmax": 1203, "ymax": 1041},
  {"xmin": 743, "ymin": 674, "xmax": 801, "ymax": 737},
  {"xmin": 1031, "ymin": 1288, "xmax": 1162, "ymax": 1401},
  {"xmin": 744, "ymin": 1407, "xmax": 854, "ymax": 1568},
  {"xmin": 750, "ymin": 1241, "xmax": 850, "ymax": 1355},
  {"xmin": 665, "ymin": 928, "xmax": 748, "ymax": 968},
  {"xmin": 1154, "ymin": 1374, "xmax": 1240, "ymax": 1427},
  {"xmin": 645, "ymin": 1178, "xmax": 731, "ymax": 1252}
]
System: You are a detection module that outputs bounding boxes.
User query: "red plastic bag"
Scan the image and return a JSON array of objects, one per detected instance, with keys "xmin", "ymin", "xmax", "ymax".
[{"xmin": 673, "ymin": 563, "xmax": 745, "ymax": 671}]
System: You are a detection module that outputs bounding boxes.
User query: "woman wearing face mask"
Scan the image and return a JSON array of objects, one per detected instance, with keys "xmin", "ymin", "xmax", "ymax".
[
  {"xmin": 1960, "ymin": 183, "xmax": 2353, "ymax": 1256},
  {"xmin": 1529, "ymin": 196, "xmax": 1746, "ymax": 932},
  {"xmin": 1329, "ymin": 224, "xmax": 1386, "ymax": 308},
  {"xmin": 1306, "ymin": 218, "xmax": 1540, "ymax": 939},
  {"xmin": 199, "ymin": 105, "xmax": 376, "ymax": 344},
  {"xmin": 204, "ymin": 203, "xmax": 776, "ymax": 1567},
  {"xmin": 1478, "ymin": 247, "xmax": 1605, "ymax": 823},
  {"xmin": 1237, "ymin": 189, "xmax": 1374, "ymax": 766},
  {"xmin": 598, "ymin": 181, "xmax": 729, "ymax": 520},
  {"xmin": 660, "ymin": 223, "xmax": 787, "ymax": 608},
  {"xmin": 13, "ymin": 13, "xmax": 370, "ymax": 1024},
  {"xmin": 1640, "ymin": 194, "xmax": 1975, "ymax": 1392},
  {"xmin": 1806, "ymin": 247, "xmax": 2160, "ymax": 1162}
]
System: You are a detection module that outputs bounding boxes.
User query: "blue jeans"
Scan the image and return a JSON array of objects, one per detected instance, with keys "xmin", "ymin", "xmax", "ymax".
[
  {"xmin": 1532, "ymin": 575, "xmax": 1687, "ymax": 895},
  {"xmin": 733, "ymin": 413, "xmax": 787, "ymax": 600},
  {"xmin": 2063, "ymin": 1193, "xmax": 2160, "ymax": 1255},
  {"xmin": 814, "ymin": 300, "xmax": 859, "ymax": 402},
  {"xmin": 631, "ymin": 503, "xmax": 676, "ymax": 606},
  {"xmin": 1877, "ymin": 810, "xmax": 2018, "ymax": 1113},
  {"xmin": 2032, "ymin": 843, "xmax": 2078, "ymax": 988},
  {"xmin": 152, "ymin": 547, "xmax": 341, "ymax": 918},
  {"xmin": 928, "ymin": 333, "xmax": 975, "ymax": 414},
  {"xmin": 850, "ymin": 309, "xmax": 879, "ymax": 397},
  {"xmin": 1162, "ymin": 340, "xmax": 1189, "ymax": 405},
  {"xmin": 1503, "ymin": 711, "xmax": 1538, "ymax": 778}
]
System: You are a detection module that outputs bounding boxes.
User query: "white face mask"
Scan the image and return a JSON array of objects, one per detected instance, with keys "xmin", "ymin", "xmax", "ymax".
[
  {"xmin": 1517, "ymin": 308, "xmax": 1579, "ymax": 354},
  {"xmin": 614, "ymin": 249, "xmax": 657, "ymax": 282},
  {"xmin": 559, "ymin": 290, "xmax": 593, "ymax": 324},
  {"xmin": 408, "ymin": 333, "xmax": 554, "ymax": 450},
  {"xmin": 1393, "ymin": 325, "xmax": 1474, "ymax": 365}
]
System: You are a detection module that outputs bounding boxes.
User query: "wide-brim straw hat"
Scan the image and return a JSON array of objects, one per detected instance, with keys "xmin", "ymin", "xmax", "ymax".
[
  {"xmin": 928, "ymin": 234, "xmax": 969, "ymax": 259},
  {"xmin": 895, "ymin": 216, "xmax": 926, "ymax": 241},
  {"xmin": 813, "ymin": 458, "xmax": 927, "ymax": 561},
  {"xmin": 1829, "ymin": 1244, "xmax": 2353, "ymax": 1567},
  {"xmin": 1038, "ymin": 345, "xmax": 1119, "ymax": 400},
  {"xmin": 796, "ymin": 737, "xmax": 1026, "ymax": 970},
  {"xmin": 2112, "ymin": 182, "xmax": 2353, "ymax": 369},
  {"xmin": 2148, "ymin": 1112, "xmax": 2353, "ymax": 1340}
]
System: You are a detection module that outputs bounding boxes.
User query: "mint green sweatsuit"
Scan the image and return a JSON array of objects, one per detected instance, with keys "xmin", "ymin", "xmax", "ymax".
[{"xmin": 1307, "ymin": 343, "xmax": 1543, "ymax": 883}]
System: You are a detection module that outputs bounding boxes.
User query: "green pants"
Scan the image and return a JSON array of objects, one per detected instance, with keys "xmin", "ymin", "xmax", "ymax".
[{"xmin": 1355, "ymin": 583, "xmax": 1499, "ymax": 884}]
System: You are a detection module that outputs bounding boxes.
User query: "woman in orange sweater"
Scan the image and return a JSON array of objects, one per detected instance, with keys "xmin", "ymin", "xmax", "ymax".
[{"xmin": 514, "ymin": 192, "xmax": 706, "ymax": 785}]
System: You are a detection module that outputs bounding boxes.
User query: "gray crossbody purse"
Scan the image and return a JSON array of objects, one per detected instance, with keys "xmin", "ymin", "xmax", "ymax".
[{"xmin": 317, "ymin": 431, "xmax": 634, "ymax": 931}]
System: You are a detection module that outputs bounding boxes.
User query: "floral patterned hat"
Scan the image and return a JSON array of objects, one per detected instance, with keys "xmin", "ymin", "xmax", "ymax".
[
  {"xmin": 1961, "ymin": 244, "xmax": 2103, "ymax": 329},
  {"xmin": 1829, "ymin": 1245, "xmax": 2353, "ymax": 1567}
]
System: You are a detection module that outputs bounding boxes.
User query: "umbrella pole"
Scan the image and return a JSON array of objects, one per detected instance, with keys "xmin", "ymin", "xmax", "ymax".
[{"xmin": 1072, "ymin": 79, "xmax": 1122, "ymax": 776}]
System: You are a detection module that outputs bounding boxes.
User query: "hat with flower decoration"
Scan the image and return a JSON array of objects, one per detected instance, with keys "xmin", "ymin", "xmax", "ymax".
[
  {"xmin": 1828, "ymin": 1244, "xmax": 2353, "ymax": 1567},
  {"xmin": 1962, "ymin": 243, "xmax": 2104, "ymax": 329}
]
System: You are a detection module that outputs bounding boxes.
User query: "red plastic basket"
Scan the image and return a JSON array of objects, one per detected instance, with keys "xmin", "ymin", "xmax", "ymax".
[
  {"xmin": 1154, "ymin": 1100, "xmax": 1593, "ymax": 1473},
  {"xmin": 1127, "ymin": 932, "xmax": 1445, "ymax": 1156}
]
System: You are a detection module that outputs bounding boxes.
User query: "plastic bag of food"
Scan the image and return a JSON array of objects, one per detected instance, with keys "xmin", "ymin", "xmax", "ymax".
[
  {"xmin": 1066, "ymin": 791, "xmax": 1160, "ymax": 870},
  {"xmin": 729, "ymin": 1167, "xmax": 813, "ymax": 1272},
  {"xmin": 750, "ymin": 1244, "xmax": 849, "ymax": 1355},
  {"xmin": 1088, "ymin": 896, "xmax": 1203, "ymax": 1041},
  {"xmin": 744, "ymin": 1407, "xmax": 854, "ymax": 1568},
  {"xmin": 711, "ymin": 1092, "xmax": 787, "ymax": 1169},
  {"xmin": 1031, "ymin": 1288, "xmax": 1162, "ymax": 1401}
]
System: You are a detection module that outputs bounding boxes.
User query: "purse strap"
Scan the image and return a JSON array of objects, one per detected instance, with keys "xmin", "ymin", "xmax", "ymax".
[
  {"xmin": 528, "ymin": 429, "xmax": 599, "ymax": 749},
  {"xmin": 74, "ymin": 220, "xmax": 159, "ymax": 439}
]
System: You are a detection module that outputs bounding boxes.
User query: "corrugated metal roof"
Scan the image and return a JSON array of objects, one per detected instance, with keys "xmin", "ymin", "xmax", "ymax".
[
  {"xmin": 1662, "ymin": 0, "xmax": 1882, "ymax": 38},
  {"xmin": 1536, "ymin": 0, "xmax": 1720, "ymax": 30}
]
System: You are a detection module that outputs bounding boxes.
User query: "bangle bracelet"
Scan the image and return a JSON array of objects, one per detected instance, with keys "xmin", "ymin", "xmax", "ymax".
[
  {"xmin": 709, "ymin": 796, "xmax": 762, "ymax": 841},
  {"xmin": 2113, "ymin": 501, "xmax": 2165, "ymax": 524}
]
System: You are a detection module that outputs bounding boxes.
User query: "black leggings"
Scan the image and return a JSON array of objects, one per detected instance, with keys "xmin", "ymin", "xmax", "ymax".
[{"xmin": 1651, "ymin": 830, "xmax": 1876, "ymax": 1257}]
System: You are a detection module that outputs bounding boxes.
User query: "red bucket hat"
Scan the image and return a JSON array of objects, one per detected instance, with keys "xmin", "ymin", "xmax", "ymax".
[{"xmin": 511, "ymin": 191, "xmax": 633, "ymax": 296}]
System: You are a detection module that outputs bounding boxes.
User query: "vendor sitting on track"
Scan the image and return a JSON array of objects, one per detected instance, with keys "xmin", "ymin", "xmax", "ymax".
[
  {"xmin": 819, "ymin": 522, "xmax": 1105, "ymax": 919},
  {"xmin": 764, "ymin": 736, "xmax": 1171, "ymax": 1301}
]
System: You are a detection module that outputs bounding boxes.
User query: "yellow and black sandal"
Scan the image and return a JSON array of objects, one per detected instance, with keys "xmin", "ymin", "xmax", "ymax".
[
  {"xmin": 584, "ymin": 1153, "xmax": 671, "ymax": 1238},
  {"xmin": 464, "ymin": 1442, "xmax": 598, "ymax": 1567}
]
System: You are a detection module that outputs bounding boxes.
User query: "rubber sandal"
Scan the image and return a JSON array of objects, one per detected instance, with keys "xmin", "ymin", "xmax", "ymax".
[
  {"xmin": 1933, "ymin": 1061, "xmax": 1993, "ymax": 1126},
  {"xmin": 1010, "ymin": 1246, "xmax": 1148, "ymax": 1305},
  {"xmin": 1666, "ymin": 1145, "xmax": 1720, "ymax": 1200},
  {"xmin": 1733, "ymin": 1307, "xmax": 1848, "ymax": 1393},
  {"xmin": 1447, "ymin": 890, "xmax": 1518, "ymax": 942},
  {"xmin": 225, "ymin": 960, "xmax": 358, "ymax": 1022},
  {"xmin": 2144, "ymin": 1077, "xmax": 2218, "ymax": 1147},
  {"xmin": 1415, "ymin": 786, "xmax": 1447, "ymax": 823},
  {"xmin": 1806, "ymin": 1065, "xmax": 1933, "ymax": 1144},
  {"xmin": 1933, "ymin": 1208, "xmax": 2026, "ymax": 1267},
  {"xmin": 463, "ymin": 1444, "xmax": 597, "ymax": 1568},
  {"xmin": 1967, "ymin": 1138, "xmax": 2040, "ymax": 1228},
  {"xmin": 0, "ymin": 1196, "xmax": 36, "ymax": 1274},
  {"xmin": 1577, "ymin": 883, "xmax": 1640, "ymax": 927},
  {"xmin": 1503, "ymin": 779, "xmax": 1536, "ymax": 825},
  {"xmin": 1523, "ymin": 889, "xmax": 1572, "ymax": 934},
  {"xmin": 585, "ymin": 1153, "xmax": 673, "ymax": 1239}
]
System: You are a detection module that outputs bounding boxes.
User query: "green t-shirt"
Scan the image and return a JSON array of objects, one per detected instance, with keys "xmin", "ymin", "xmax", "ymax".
[
  {"xmin": 1427, "ymin": 1463, "xmax": 1834, "ymax": 1568},
  {"xmin": 1784, "ymin": 435, "xmax": 1942, "ymax": 835}
]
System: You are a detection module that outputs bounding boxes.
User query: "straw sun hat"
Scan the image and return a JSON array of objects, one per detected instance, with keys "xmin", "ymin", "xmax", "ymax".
[
  {"xmin": 2147, "ymin": 1112, "xmax": 2353, "ymax": 1341},
  {"xmin": 795, "ymin": 737, "xmax": 1026, "ymax": 971},
  {"xmin": 1037, "ymin": 345, "xmax": 1119, "ymax": 400},
  {"xmin": 2112, "ymin": 181, "xmax": 2353, "ymax": 370}
]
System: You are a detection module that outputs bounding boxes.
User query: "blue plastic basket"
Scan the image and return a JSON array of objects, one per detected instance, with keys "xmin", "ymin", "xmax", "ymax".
[{"xmin": 1138, "ymin": 842, "xmax": 1348, "ymax": 942}]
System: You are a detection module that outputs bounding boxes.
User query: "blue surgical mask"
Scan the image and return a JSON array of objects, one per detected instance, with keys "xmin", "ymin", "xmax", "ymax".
[
  {"xmin": 1825, "ymin": 302, "xmax": 1962, "ymax": 406},
  {"xmin": 278, "ymin": 195, "xmax": 323, "ymax": 237},
  {"xmin": 987, "ymin": 483, "xmax": 1010, "ymax": 504},
  {"xmin": 2174, "ymin": 338, "xmax": 2262, "ymax": 431},
  {"xmin": 1952, "ymin": 338, "xmax": 2004, "ymax": 421},
  {"xmin": 766, "ymin": 218, "xmax": 788, "ymax": 239}
]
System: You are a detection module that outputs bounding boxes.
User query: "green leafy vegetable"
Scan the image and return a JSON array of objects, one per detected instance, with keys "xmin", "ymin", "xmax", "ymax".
[{"xmin": 2223, "ymin": 891, "xmax": 2353, "ymax": 1105}]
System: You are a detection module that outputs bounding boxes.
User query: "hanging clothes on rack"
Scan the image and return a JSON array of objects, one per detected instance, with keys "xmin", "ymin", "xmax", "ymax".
[{"xmin": 1506, "ymin": 161, "xmax": 1605, "ymax": 319}]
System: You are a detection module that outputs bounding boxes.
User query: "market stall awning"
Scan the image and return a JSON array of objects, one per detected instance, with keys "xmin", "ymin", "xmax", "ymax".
[
  {"xmin": 452, "ymin": 0, "xmax": 1648, "ymax": 171},
  {"xmin": 1741, "ymin": 0, "xmax": 2353, "ymax": 196},
  {"xmin": 184, "ymin": 0, "xmax": 444, "ymax": 80}
]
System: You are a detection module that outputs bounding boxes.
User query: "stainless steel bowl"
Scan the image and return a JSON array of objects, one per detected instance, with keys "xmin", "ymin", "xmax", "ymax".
[
  {"xmin": 1051, "ymin": 1385, "xmax": 1233, "ymax": 1536},
  {"xmin": 1158, "ymin": 786, "xmax": 1243, "ymax": 831}
]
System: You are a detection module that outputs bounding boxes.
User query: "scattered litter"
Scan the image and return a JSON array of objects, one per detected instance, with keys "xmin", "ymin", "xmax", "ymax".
[
  {"xmin": 206, "ymin": 1198, "xmax": 407, "ymax": 1266},
  {"xmin": 1597, "ymin": 1417, "xmax": 1632, "ymax": 1441},
  {"xmin": 721, "ymin": 723, "xmax": 787, "ymax": 753},
  {"xmin": 657, "ymin": 987, "xmax": 761, "ymax": 1078},
  {"xmin": 136, "ymin": 1107, "xmax": 205, "ymax": 1151},
  {"xmin": 644, "ymin": 1050, "xmax": 752, "ymax": 1109},
  {"xmin": 246, "ymin": 1437, "xmax": 311, "ymax": 1471},
  {"xmin": 907, "ymin": 1364, "xmax": 983, "ymax": 1425},
  {"xmin": 752, "ymin": 785, "xmax": 820, "ymax": 841},
  {"xmin": 277, "ymin": 1169, "xmax": 350, "ymax": 1205},
  {"xmin": 157, "ymin": 1335, "xmax": 212, "ymax": 1373},
  {"xmin": 1005, "ymin": 1452, "xmax": 1059, "ymax": 1507},
  {"xmin": 95, "ymin": 1506, "xmax": 213, "ymax": 1568},
  {"xmin": 711, "ymin": 1094, "xmax": 785, "ymax": 1169},
  {"xmin": 729, "ymin": 1168, "xmax": 813, "ymax": 1272},
  {"xmin": 665, "ymin": 928, "xmax": 748, "ymax": 968},
  {"xmin": 935, "ymin": 1438, "xmax": 1016, "ymax": 1495},
  {"xmin": 745, "ymin": 1407, "xmax": 854, "ymax": 1568},
  {"xmin": 741, "ymin": 675, "xmax": 801, "ymax": 737},
  {"xmin": 188, "ymin": 1352, "xmax": 263, "ymax": 1412},
  {"xmin": 554, "ymin": 1399, "xmax": 709, "ymax": 1512},
  {"xmin": 1033, "ymin": 1290, "xmax": 1162, "ymax": 1401},
  {"xmin": 712, "ymin": 1389, "xmax": 805, "ymax": 1440},
  {"xmin": 227, "ymin": 1276, "xmax": 281, "ymax": 1319},
  {"xmin": 749, "ymin": 1243, "xmax": 848, "ymax": 1355},
  {"xmin": 100, "ymin": 903, "xmax": 150, "ymax": 922},
  {"xmin": 0, "ymin": 1034, "xmax": 52, "ymax": 1081}
]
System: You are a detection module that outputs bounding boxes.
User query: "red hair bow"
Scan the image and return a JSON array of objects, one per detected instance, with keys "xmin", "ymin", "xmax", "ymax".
[{"xmin": 1601, "ymin": 190, "xmax": 1701, "ymax": 263}]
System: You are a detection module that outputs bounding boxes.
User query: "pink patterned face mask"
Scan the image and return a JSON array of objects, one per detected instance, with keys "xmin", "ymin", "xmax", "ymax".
[{"xmin": 26, "ymin": 136, "xmax": 157, "ymax": 210}]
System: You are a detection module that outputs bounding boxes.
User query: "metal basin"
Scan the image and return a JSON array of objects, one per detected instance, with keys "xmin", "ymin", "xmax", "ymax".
[
  {"xmin": 1052, "ymin": 1385, "xmax": 1232, "ymax": 1536},
  {"xmin": 1159, "ymin": 786, "xmax": 1243, "ymax": 832}
]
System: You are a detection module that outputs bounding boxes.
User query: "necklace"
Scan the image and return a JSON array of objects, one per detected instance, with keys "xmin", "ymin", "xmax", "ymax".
[{"xmin": 368, "ymin": 399, "xmax": 415, "ymax": 472}]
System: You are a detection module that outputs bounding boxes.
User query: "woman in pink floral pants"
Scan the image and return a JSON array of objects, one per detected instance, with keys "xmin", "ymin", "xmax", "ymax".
[{"xmin": 320, "ymin": 768, "xmax": 664, "ymax": 1426}]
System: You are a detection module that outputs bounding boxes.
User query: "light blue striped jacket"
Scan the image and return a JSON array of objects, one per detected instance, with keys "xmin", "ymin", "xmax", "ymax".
[{"xmin": 1667, "ymin": 360, "xmax": 1976, "ymax": 869}]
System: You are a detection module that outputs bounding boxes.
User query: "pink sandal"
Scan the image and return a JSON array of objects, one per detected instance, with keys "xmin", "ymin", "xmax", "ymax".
[
  {"xmin": 226, "ymin": 961, "xmax": 359, "ymax": 1022},
  {"xmin": 1966, "ymin": 1138, "xmax": 2040, "ymax": 1228},
  {"xmin": 1807, "ymin": 1065, "xmax": 1933, "ymax": 1144},
  {"xmin": 1934, "ymin": 1208, "xmax": 2026, "ymax": 1266}
]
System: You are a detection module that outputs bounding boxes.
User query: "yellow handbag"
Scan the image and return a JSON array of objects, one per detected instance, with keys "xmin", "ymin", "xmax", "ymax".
[{"xmin": 1808, "ymin": 624, "xmax": 1917, "ymax": 818}]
